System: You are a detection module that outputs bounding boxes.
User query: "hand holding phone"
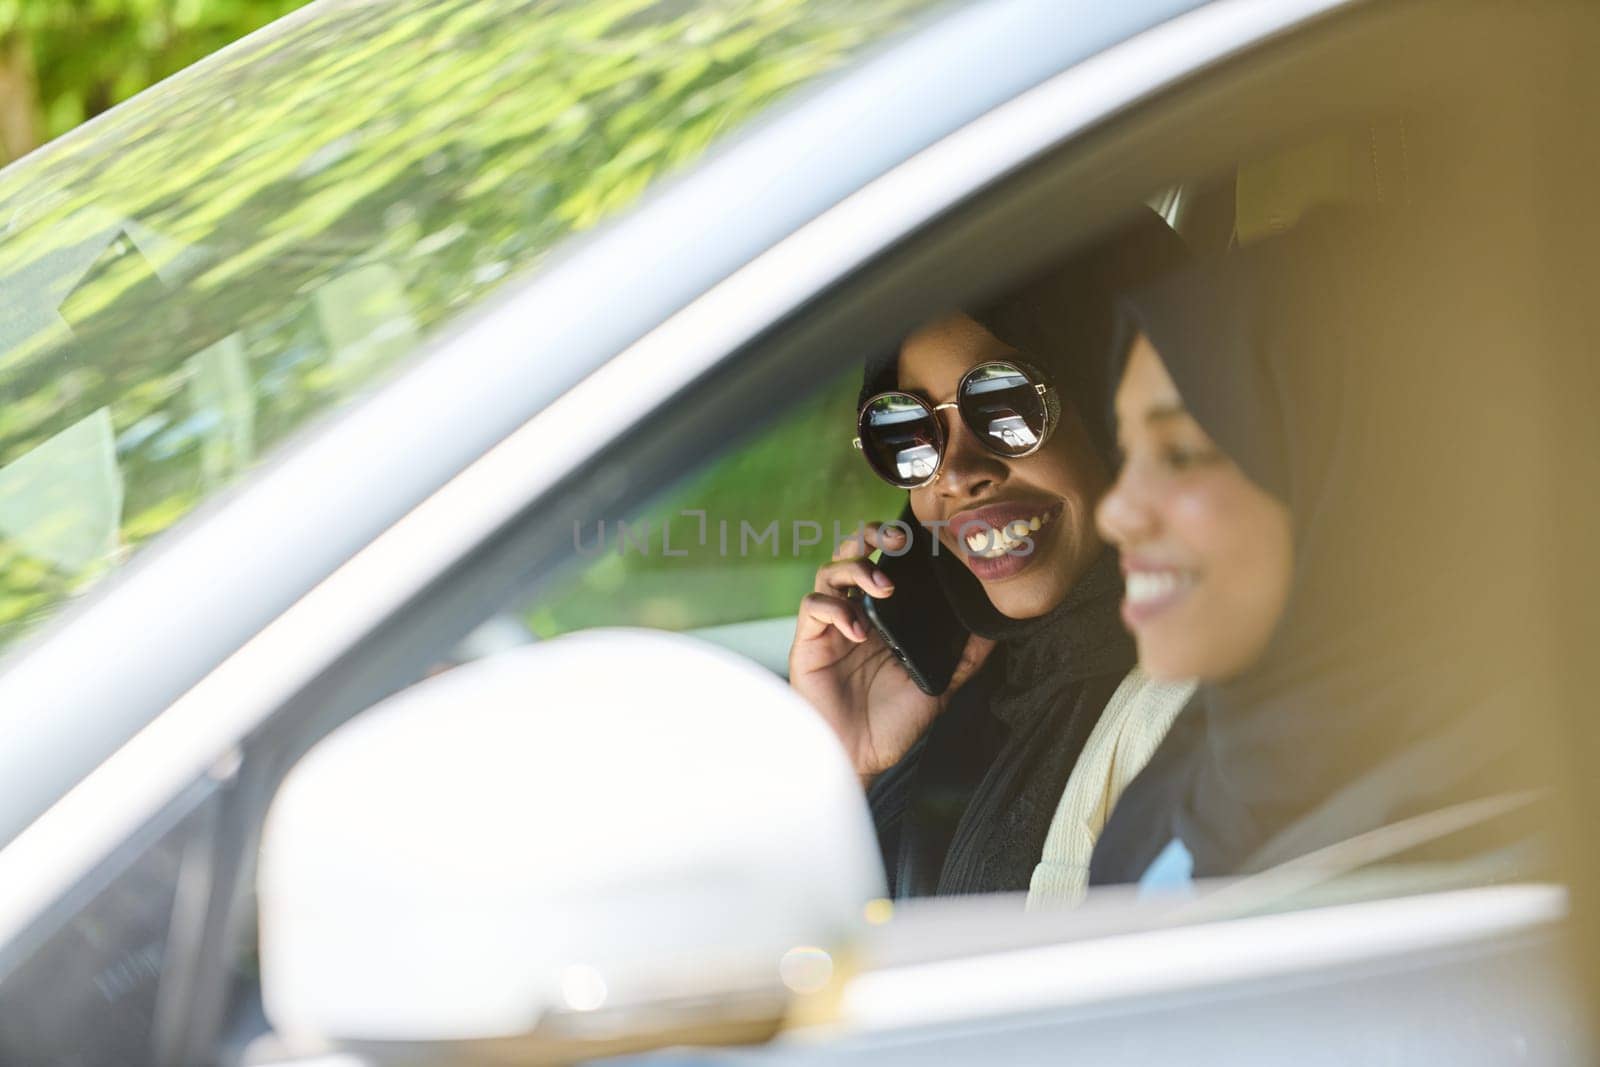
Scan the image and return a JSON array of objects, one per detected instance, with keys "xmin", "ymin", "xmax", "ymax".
[
  {"xmin": 862, "ymin": 534, "xmax": 971, "ymax": 697},
  {"xmin": 787, "ymin": 521, "xmax": 995, "ymax": 784}
]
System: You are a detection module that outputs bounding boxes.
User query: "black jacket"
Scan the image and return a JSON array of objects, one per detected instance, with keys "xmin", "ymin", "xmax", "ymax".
[{"xmin": 868, "ymin": 550, "xmax": 1133, "ymax": 897}]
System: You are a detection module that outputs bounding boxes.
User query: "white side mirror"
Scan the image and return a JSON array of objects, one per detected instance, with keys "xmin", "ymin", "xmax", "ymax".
[{"xmin": 256, "ymin": 628, "xmax": 883, "ymax": 1058}]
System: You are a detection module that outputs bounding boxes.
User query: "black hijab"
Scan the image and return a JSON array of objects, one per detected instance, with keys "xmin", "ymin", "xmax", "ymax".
[
  {"xmin": 1090, "ymin": 210, "xmax": 1538, "ymax": 882},
  {"xmin": 865, "ymin": 209, "xmax": 1190, "ymax": 895},
  {"xmin": 859, "ymin": 207, "xmax": 1187, "ymax": 470}
]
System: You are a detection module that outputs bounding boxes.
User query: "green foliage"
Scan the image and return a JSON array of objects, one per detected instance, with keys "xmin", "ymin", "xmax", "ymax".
[
  {"xmin": 0, "ymin": 0, "xmax": 935, "ymax": 653},
  {"xmin": 0, "ymin": 0, "xmax": 312, "ymax": 157},
  {"xmin": 526, "ymin": 369, "xmax": 902, "ymax": 636}
]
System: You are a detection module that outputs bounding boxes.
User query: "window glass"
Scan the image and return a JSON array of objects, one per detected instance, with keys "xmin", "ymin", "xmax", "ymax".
[
  {"xmin": 0, "ymin": 796, "xmax": 214, "ymax": 1067},
  {"xmin": 523, "ymin": 368, "xmax": 900, "ymax": 649},
  {"xmin": 488, "ymin": 115, "xmax": 1551, "ymax": 911},
  {"xmin": 0, "ymin": 0, "xmax": 939, "ymax": 654}
]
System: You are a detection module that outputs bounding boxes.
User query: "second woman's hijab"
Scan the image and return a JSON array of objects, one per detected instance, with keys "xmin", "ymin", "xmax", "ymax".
[{"xmin": 1092, "ymin": 209, "xmax": 1540, "ymax": 880}]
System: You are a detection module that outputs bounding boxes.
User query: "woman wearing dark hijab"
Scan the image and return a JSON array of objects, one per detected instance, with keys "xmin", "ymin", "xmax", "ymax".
[
  {"xmin": 1090, "ymin": 211, "xmax": 1540, "ymax": 885},
  {"xmin": 787, "ymin": 209, "xmax": 1195, "ymax": 901}
]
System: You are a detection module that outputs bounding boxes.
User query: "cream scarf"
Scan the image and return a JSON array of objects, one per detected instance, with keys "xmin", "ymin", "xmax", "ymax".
[{"xmin": 1025, "ymin": 668, "xmax": 1196, "ymax": 909}]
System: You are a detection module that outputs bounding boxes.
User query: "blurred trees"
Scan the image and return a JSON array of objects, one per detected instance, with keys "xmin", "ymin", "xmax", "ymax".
[
  {"xmin": 0, "ymin": 0, "xmax": 310, "ymax": 163},
  {"xmin": 0, "ymin": 0, "xmax": 925, "ymax": 649}
]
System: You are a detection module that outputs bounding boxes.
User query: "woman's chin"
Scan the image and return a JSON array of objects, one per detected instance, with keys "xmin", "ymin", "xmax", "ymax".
[
  {"xmin": 1134, "ymin": 630, "xmax": 1224, "ymax": 684},
  {"xmin": 977, "ymin": 567, "xmax": 1069, "ymax": 620},
  {"xmin": 964, "ymin": 535, "xmax": 1091, "ymax": 619},
  {"xmin": 1135, "ymin": 651, "xmax": 1194, "ymax": 684}
]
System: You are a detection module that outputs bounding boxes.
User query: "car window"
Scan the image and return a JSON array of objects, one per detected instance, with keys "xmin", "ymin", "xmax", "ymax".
[
  {"xmin": 507, "ymin": 140, "xmax": 1405, "ymax": 659},
  {"xmin": 506, "ymin": 122, "xmax": 1411, "ymax": 665},
  {"xmin": 0, "ymin": 795, "xmax": 213, "ymax": 1067},
  {"xmin": 486, "ymin": 112, "xmax": 1550, "ymax": 895},
  {"xmin": 521, "ymin": 367, "xmax": 901, "ymax": 649},
  {"xmin": 0, "ymin": 0, "xmax": 940, "ymax": 656}
]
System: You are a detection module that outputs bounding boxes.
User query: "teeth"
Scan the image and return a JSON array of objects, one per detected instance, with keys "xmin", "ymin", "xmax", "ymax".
[
  {"xmin": 1126, "ymin": 571, "xmax": 1189, "ymax": 604},
  {"xmin": 962, "ymin": 511, "xmax": 1052, "ymax": 559},
  {"xmin": 965, "ymin": 528, "xmax": 1009, "ymax": 559}
]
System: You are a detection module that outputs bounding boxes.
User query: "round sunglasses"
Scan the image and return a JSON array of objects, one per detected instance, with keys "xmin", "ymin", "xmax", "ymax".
[{"xmin": 853, "ymin": 360, "xmax": 1059, "ymax": 489}]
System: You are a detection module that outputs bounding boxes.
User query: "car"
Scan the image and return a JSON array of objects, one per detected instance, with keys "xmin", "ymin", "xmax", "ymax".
[
  {"xmin": 0, "ymin": 0, "xmax": 1595, "ymax": 1063},
  {"xmin": 982, "ymin": 413, "xmax": 1036, "ymax": 451}
]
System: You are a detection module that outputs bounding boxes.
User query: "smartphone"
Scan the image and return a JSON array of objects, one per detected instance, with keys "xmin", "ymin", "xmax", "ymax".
[{"xmin": 862, "ymin": 523, "xmax": 971, "ymax": 696}]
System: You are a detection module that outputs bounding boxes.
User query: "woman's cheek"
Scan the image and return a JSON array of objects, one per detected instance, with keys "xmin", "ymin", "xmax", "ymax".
[
  {"xmin": 1045, "ymin": 420, "xmax": 1111, "ymax": 502},
  {"xmin": 1174, "ymin": 469, "xmax": 1295, "ymax": 643},
  {"xmin": 1167, "ymin": 479, "xmax": 1230, "ymax": 562}
]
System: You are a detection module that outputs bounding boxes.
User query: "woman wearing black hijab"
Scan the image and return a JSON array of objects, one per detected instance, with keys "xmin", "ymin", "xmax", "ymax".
[
  {"xmin": 1091, "ymin": 210, "xmax": 1540, "ymax": 885},
  {"xmin": 788, "ymin": 209, "xmax": 1193, "ymax": 898}
]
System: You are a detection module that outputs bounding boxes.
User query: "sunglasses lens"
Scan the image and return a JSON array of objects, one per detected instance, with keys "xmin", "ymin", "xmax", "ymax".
[
  {"xmin": 960, "ymin": 363, "xmax": 1047, "ymax": 456},
  {"xmin": 860, "ymin": 394, "xmax": 941, "ymax": 486}
]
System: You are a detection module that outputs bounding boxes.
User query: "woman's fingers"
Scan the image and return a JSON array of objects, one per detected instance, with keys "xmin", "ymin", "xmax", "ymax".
[
  {"xmin": 831, "ymin": 522, "xmax": 875, "ymax": 561},
  {"xmin": 796, "ymin": 592, "xmax": 868, "ymax": 643},
  {"xmin": 814, "ymin": 557, "xmax": 895, "ymax": 598},
  {"xmin": 831, "ymin": 520, "xmax": 909, "ymax": 562},
  {"xmin": 800, "ymin": 519, "xmax": 909, "ymax": 649}
]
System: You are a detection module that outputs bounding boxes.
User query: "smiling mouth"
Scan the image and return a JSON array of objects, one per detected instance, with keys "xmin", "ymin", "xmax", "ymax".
[
  {"xmin": 962, "ymin": 507, "xmax": 1057, "ymax": 559},
  {"xmin": 1121, "ymin": 568, "xmax": 1197, "ymax": 625},
  {"xmin": 1125, "ymin": 570, "xmax": 1194, "ymax": 604}
]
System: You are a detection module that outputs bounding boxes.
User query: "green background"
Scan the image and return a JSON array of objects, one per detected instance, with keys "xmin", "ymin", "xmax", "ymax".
[{"xmin": 0, "ymin": 0, "xmax": 313, "ymax": 165}]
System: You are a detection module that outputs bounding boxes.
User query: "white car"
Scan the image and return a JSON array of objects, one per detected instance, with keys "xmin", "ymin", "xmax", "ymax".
[{"xmin": 0, "ymin": 0, "xmax": 1592, "ymax": 1064}]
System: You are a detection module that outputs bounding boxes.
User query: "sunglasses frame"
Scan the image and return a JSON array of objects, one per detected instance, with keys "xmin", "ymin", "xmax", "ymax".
[{"xmin": 852, "ymin": 358, "xmax": 1058, "ymax": 489}]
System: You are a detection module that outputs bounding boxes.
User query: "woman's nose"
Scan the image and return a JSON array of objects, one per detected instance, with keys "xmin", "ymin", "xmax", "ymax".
[
  {"xmin": 1096, "ymin": 467, "xmax": 1157, "ymax": 547},
  {"xmin": 935, "ymin": 414, "xmax": 1008, "ymax": 499}
]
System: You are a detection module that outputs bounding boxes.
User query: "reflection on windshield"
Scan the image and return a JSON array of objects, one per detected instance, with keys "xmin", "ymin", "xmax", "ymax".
[
  {"xmin": 0, "ymin": 0, "xmax": 937, "ymax": 653},
  {"xmin": 0, "ymin": 409, "xmax": 122, "ymax": 576}
]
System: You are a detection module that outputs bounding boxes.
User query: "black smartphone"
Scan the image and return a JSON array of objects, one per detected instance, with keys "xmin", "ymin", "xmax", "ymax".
[{"xmin": 862, "ymin": 522, "xmax": 970, "ymax": 696}]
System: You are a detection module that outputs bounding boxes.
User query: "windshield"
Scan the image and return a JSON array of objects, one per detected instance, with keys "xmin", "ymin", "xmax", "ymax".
[{"xmin": 0, "ymin": 0, "xmax": 938, "ymax": 655}]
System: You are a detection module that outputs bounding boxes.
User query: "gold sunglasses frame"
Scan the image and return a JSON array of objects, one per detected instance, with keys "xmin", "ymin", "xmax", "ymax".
[{"xmin": 851, "ymin": 359, "xmax": 1057, "ymax": 489}]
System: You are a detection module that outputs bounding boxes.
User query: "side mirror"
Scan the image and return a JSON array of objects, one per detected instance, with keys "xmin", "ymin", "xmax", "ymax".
[{"xmin": 255, "ymin": 629, "xmax": 884, "ymax": 1061}]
